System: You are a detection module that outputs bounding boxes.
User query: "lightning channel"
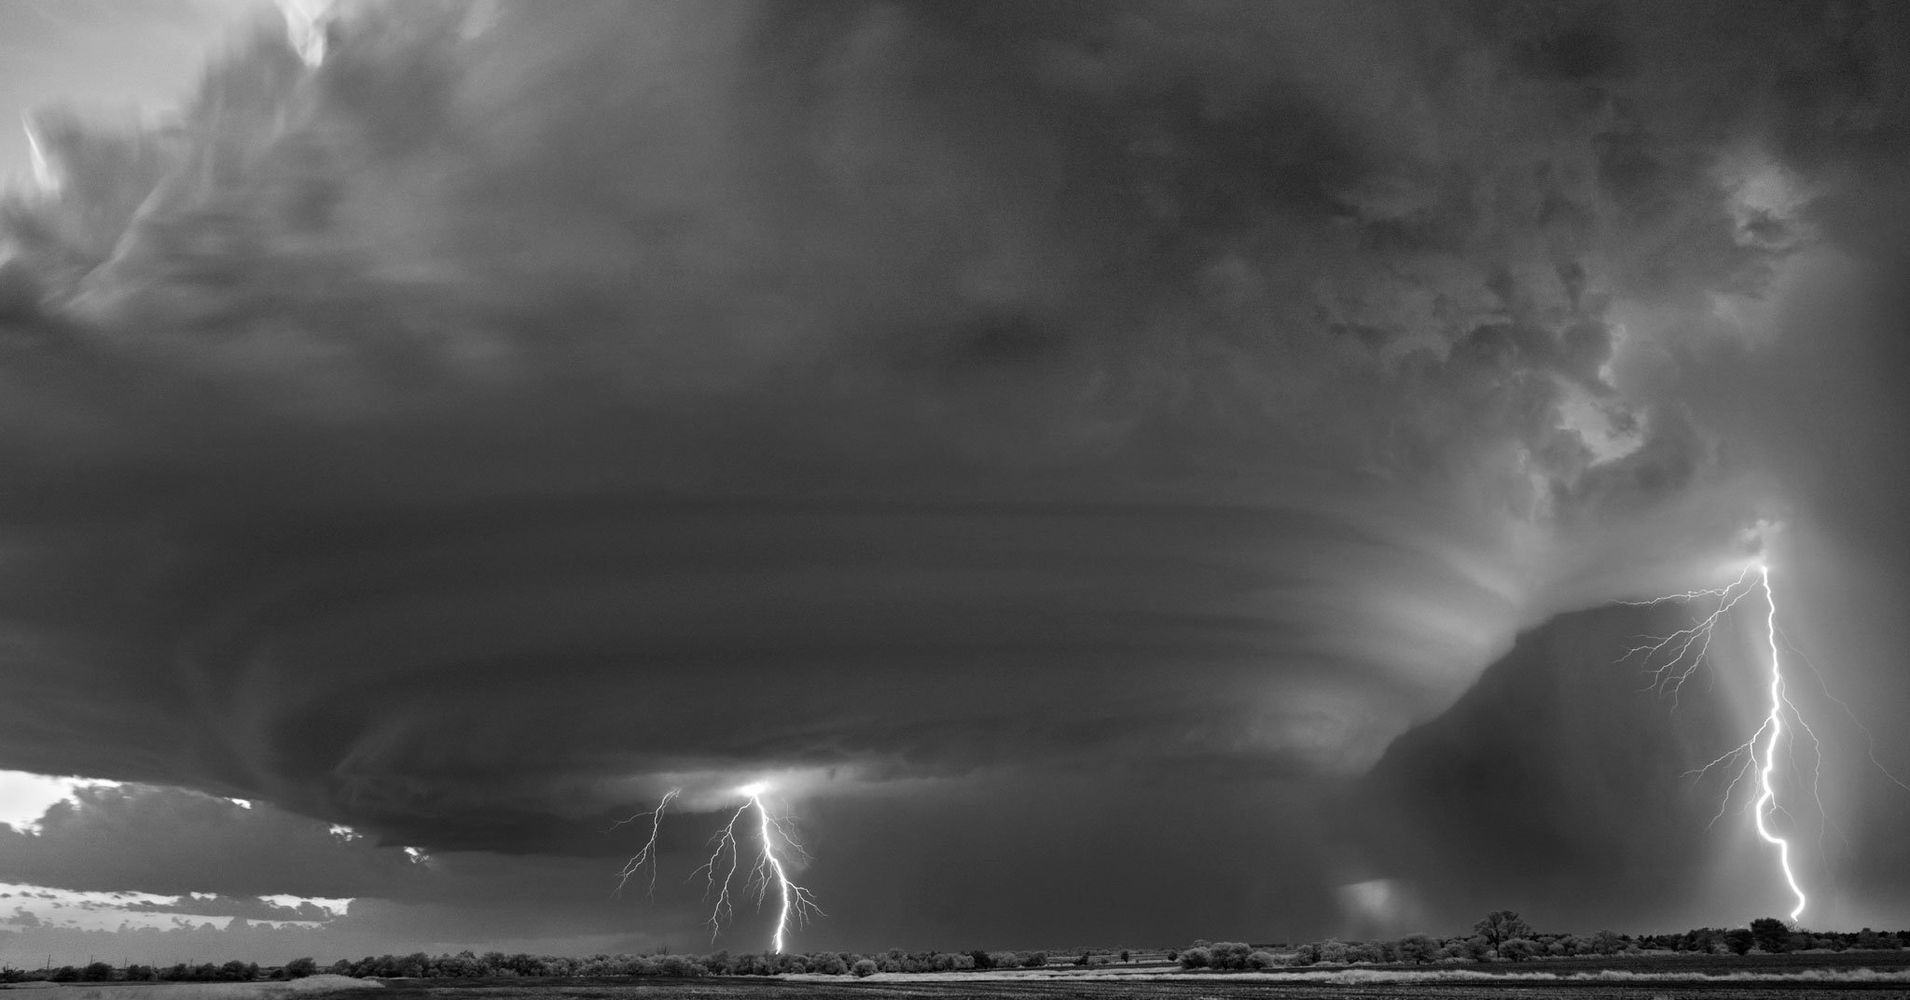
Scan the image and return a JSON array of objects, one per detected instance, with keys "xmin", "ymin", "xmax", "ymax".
[
  {"xmin": 1752, "ymin": 565, "xmax": 1807, "ymax": 921},
  {"xmin": 690, "ymin": 801, "xmax": 751, "ymax": 938},
  {"xmin": 1624, "ymin": 562, "xmax": 1808, "ymax": 923},
  {"xmin": 612, "ymin": 787, "xmax": 679, "ymax": 898},
  {"xmin": 622, "ymin": 782, "xmax": 823, "ymax": 953}
]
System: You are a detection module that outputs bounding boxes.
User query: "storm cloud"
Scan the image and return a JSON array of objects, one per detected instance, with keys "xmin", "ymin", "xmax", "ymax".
[{"xmin": 2, "ymin": 0, "xmax": 1907, "ymax": 951}]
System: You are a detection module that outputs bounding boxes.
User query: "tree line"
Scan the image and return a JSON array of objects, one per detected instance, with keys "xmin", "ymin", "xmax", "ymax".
[
  {"xmin": 9, "ymin": 911, "xmax": 1906, "ymax": 982},
  {"xmin": 1, "ymin": 948, "xmax": 1052, "ymax": 982},
  {"xmin": 1176, "ymin": 911, "xmax": 1910, "ymax": 969}
]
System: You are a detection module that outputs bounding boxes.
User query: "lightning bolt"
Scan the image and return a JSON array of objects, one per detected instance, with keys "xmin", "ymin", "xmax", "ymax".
[
  {"xmin": 1752, "ymin": 567, "xmax": 1807, "ymax": 922},
  {"xmin": 620, "ymin": 782, "xmax": 822, "ymax": 953},
  {"xmin": 701, "ymin": 783, "xmax": 822, "ymax": 953},
  {"xmin": 1623, "ymin": 562, "xmax": 1807, "ymax": 922},
  {"xmin": 612, "ymin": 787, "xmax": 679, "ymax": 897}
]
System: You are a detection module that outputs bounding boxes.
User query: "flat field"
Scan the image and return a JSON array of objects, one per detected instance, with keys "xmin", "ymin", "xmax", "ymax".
[
  {"xmin": 370, "ymin": 966, "xmax": 1910, "ymax": 1000},
  {"xmin": 13, "ymin": 960, "xmax": 1910, "ymax": 1000}
]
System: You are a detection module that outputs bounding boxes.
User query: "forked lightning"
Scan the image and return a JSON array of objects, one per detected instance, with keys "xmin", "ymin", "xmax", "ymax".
[
  {"xmin": 611, "ymin": 787, "xmax": 679, "ymax": 897},
  {"xmin": 616, "ymin": 782, "xmax": 822, "ymax": 953},
  {"xmin": 1622, "ymin": 562, "xmax": 1807, "ymax": 921}
]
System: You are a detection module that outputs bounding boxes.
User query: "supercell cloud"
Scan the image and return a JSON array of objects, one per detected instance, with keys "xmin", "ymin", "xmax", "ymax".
[{"xmin": 1, "ymin": 0, "xmax": 1907, "ymax": 951}]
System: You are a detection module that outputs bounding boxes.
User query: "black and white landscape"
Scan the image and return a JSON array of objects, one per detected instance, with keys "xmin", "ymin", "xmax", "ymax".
[{"xmin": 1, "ymin": 1, "xmax": 1908, "ymax": 988}]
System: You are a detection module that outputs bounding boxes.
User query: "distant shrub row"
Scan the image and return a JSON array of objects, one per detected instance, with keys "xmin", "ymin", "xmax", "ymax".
[
  {"xmin": 3, "ymin": 947, "xmax": 1074, "ymax": 983},
  {"xmin": 1171, "ymin": 911, "xmax": 1910, "ymax": 972},
  {"xmin": 17, "ymin": 910, "xmax": 1904, "ymax": 984},
  {"xmin": 0, "ymin": 959, "xmax": 292, "ymax": 984}
]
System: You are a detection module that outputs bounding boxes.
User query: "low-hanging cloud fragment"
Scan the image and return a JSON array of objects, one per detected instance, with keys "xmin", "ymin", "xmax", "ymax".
[{"xmin": 0, "ymin": 0, "xmax": 1904, "ymax": 880}]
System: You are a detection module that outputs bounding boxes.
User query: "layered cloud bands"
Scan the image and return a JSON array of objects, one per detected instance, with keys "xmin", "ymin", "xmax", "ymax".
[{"xmin": 0, "ymin": 0, "xmax": 1901, "ymax": 871}]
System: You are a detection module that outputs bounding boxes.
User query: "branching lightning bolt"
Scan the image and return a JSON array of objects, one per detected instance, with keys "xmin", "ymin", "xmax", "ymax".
[
  {"xmin": 618, "ymin": 782, "xmax": 822, "ymax": 954},
  {"xmin": 698, "ymin": 783, "xmax": 822, "ymax": 953},
  {"xmin": 612, "ymin": 787, "xmax": 679, "ymax": 897},
  {"xmin": 691, "ymin": 800, "xmax": 751, "ymax": 935},
  {"xmin": 1623, "ymin": 562, "xmax": 1807, "ymax": 922},
  {"xmin": 1751, "ymin": 570, "xmax": 1807, "ymax": 922}
]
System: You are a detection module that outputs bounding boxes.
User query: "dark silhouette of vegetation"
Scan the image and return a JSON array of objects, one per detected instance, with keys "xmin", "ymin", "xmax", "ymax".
[
  {"xmin": 1474, "ymin": 909, "xmax": 1534, "ymax": 947},
  {"xmin": 5, "ymin": 915, "xmax": 1908, "ymax": 984},
  {"xmin": 1188, "ymin": 912, "xmax": 1910, "ymax": 974},
  {"xmin": 1751, "ymin": 916, "xmax": 1791, "ymax": 953}
]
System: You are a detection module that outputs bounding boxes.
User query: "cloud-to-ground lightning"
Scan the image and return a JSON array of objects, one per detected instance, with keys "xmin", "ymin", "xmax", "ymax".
[
  {"xmin": 617, "ymin": 782, "xmax": 821, "ymax": 953},
  {"xmin": 612, "ymin": 787, "xmax": 679, "ymax": 897},
  {"xmin": 1621, "ymin": 562, "xmax": 1808, "ymax": 921}
]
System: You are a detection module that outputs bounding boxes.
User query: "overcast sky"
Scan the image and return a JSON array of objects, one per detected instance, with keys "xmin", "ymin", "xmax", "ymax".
[{"xmin": 1, "ymin": 0, "xmax": 1908, "ymax": 964}]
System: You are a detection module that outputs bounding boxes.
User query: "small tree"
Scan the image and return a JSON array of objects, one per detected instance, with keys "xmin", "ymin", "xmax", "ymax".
[
  {"xmin": 1750, "ymin": 917, "xmax": 1790, "ymax": 953},
  {"xmin": 1395, "ymin": 933, "xmax": 1438, "ymax": 964},
  {"xmin": 851, "ymin": 959, "xmax": 877, "ymax": 978},
  {"xmin": 1474, "ymin": 910, "xmax": 1533, "ymax": 948},
  {"xmin": 1724, "ymin": 928, "xmax": 1755, "ymax": 955}
]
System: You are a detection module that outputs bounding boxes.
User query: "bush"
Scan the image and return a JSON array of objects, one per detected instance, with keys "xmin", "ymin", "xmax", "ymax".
[
  {"xmin": 1395, "ymin": 933, "xmax": 1437, "ymax": 964},
  {"xmin": 653, "ymin": 955, "xmax": 705, "ymax": 977},
  {"xmin": 851, "ymin": 959, "xmax": 878, "ymax": 978},
  {"xmin": 1247, "ymin": 951, "xmax": 1281, "ymax": 969},
  {"xmin": 1208, "ymin": 942, "xmax": 1253, "ymax": 969},
  {"xmin": 283, "ymin": 958, "xmax": 318, "ymax": 979},
  {"xmin": 1018, "ymin": 951, "xmax": 1047, "ymax": 968},
  {"xmin": 1177, "ymin": 947, "xmax": 1211, "ymax": 969},
  {"xmin": 1498, "ymin": 938, "xmax": 1538, "ymax": 962}
]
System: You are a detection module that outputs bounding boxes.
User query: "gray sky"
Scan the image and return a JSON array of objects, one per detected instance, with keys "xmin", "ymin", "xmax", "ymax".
[{"xmin": 1, "ymin": 0, "xmax": 1908, "ymax": 962}]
